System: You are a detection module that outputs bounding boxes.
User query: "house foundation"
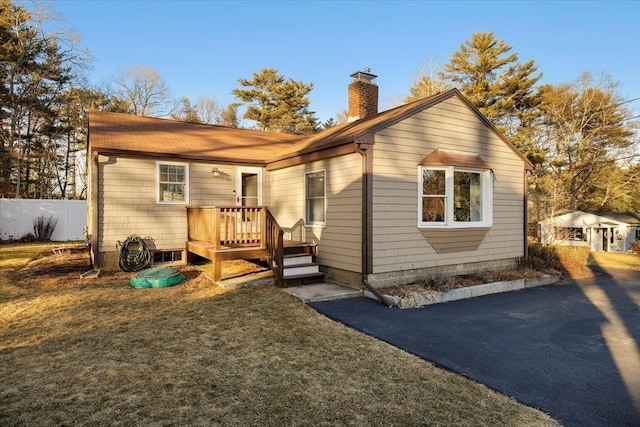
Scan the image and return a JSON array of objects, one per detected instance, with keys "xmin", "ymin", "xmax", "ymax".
[{"xmin": 365, "ymin": 258, "xmax": 520, "ymax": 289}]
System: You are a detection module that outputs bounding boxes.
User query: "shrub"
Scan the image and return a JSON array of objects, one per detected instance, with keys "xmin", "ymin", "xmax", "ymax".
[
  {"xmin": 417, "ymin": 274, "xmax": 455, "ymax": 292},
  {"xmin": 520, "ymin": 243, "xmax": 590, "ymax": 277},
  {"xmin": 32, "ymin": 216, "xmax": 58, "ymax": 241},
  {"xmin": 519, "ymin": 244, "xmax": 563, "ymax": 272},
  {"xmin": 19, "ymin": 233, "xmax": 36, "ymax": 243},
  {"xmin": 631, "ymin": 240, "xmax": 640, "ymax": 255},
  {"xmin": 554, "ymin": 244, "xmax": 591, "ymax": 273}
]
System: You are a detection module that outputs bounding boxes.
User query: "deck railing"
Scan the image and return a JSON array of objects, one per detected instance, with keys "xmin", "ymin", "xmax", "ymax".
[
  {"xmin": 187, "ymin": 206, "xmax": 266, "ymax": 248},
  {"xmin": 265, "ymin": 209, "xmax": 284, "ymax": 286}
]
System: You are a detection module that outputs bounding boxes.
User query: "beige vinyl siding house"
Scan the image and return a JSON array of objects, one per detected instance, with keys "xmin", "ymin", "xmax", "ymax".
[
  {"xmin": 87, "ymin": 70, "xmax": 532, "ymax": 294},
  {"xmin": 95, "ymin": 155, "xmax": 238, "ymax": 268},
  {"xmin": 366, "ymin": 96, "xmax": 527, "ymax": 286},
  {"xmin": 88, "ymin": 112, "xmax": 300, "ymax": 269}
]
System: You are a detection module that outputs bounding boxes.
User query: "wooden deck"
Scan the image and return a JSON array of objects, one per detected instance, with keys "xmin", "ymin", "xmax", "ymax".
[
  {"xmin": 186, "ymin": 241, "xmax": 268, "ymax": 262},
  {"xmin": 186, "ymin": 240, "xmax": 313, "ymax": 261},
  {"xmin": 186, "ymin": 206, "xmax": 319, "ymax": 286}
]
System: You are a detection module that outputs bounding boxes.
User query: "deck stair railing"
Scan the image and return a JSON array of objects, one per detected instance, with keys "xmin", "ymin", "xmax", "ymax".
[{"xmin": 265, "ymin": 209, "xmax": 284, "ymax": 286}]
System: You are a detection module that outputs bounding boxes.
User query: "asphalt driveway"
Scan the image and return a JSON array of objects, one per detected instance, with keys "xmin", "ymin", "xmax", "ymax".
[{"xmin": 310, "ymin": 268, "xmax": 640, "ymax": 427}]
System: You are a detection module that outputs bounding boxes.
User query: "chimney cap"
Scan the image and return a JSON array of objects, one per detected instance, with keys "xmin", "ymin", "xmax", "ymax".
[{"xmin": 350, "ymin": 69, "xmax": 377, "ymax": 83}]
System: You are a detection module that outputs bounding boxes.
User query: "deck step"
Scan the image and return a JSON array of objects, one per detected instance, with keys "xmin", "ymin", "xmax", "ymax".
[
  {"xmin": 283, "ymin": 242, "xmax": 317, "ymax": 256},
  {"xmin": 283, "ymin": 263, "xmax": 320, "ymax": 277},
  {"xmin": 282, "ymin": 272, "xmax": 326, "ymax": 287},
  {"xmin": 283, "ymin": 254, "xmax": 313, "ymax": 267}
]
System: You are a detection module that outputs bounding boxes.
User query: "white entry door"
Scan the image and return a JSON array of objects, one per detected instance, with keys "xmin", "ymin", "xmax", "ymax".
[{"xmin": 235, "ymin": 167, "xmax": 263, "ymax": 207}]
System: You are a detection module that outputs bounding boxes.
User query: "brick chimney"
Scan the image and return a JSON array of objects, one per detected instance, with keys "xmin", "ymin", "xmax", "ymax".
[{"xmin": 348, "ymin": 69, "xmax": 378, "ymax": 122}]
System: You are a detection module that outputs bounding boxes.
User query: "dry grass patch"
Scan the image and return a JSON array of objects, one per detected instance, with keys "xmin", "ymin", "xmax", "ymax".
[
  {"xmin": 0, "ymin": 244, "xmax": 558, "ymax": 426},
  {"xmin": 553, "ymin": 245, "xmax": 592, "ymax": 279},
  {"xmin": 522, "ymin": 243, "xmax": 593, "ymax": 279},
  {"xmin": 0, "ymin": 242, "xmax": 64, "ymax": 269},
  {"xmin": 589, "ymin": 251, "xmax": 640, "ymax": 271}
]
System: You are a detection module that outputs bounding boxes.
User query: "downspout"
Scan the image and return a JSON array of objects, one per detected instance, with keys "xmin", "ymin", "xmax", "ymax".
[
  {"xmin": 90, "ymin": 151, "xmax": 99, "ymax": 268},
  {"xmin": 524, "ymin": 169, "xmax": 530, "ymax": 258},
  {"xmin": 357, "ymin": 137, "xmax": 393, "ymax": 307}
]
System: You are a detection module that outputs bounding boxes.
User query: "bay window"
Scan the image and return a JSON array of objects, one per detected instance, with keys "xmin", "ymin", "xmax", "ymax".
[{"xmin": 418, "ymin": 154, "xmax": 492, "ymax": 228}]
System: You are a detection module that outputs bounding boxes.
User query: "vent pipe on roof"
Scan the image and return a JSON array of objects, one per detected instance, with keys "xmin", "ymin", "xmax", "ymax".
[{"xmin": 348, "ymin": 69, "xmax": 378, "ymax": 122}]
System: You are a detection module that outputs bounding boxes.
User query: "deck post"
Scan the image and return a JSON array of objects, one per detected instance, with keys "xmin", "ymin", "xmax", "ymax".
[
  {"xmin": 213, "ymin": 254, "xmax": 222, "ymax": 284},
  {"xmin": 213, "ymin": 208, "xmax": 221, "ymax": 250},
  {"xmin": 212, "ymin": 208, "xmax": 221, "ymax": 282},
  {"xmin": 260, "ymin": 207, "xmax": 267, "ymax": 247}
]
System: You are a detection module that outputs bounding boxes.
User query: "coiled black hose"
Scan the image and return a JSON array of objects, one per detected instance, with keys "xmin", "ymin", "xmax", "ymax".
[{"xmin": 117, "ymin": 235, "xmax": 152, "ymax": 272}]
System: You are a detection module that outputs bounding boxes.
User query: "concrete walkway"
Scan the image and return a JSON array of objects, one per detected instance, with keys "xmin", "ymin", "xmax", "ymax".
[{"xmin": 283, "ymin": 282, "xmax": 362, "ymax": 303}]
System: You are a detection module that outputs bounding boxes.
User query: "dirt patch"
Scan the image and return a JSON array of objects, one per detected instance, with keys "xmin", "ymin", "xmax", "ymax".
[{"xmin": 5, "ymin": 245, "xmax": 268, "ymax": 296}]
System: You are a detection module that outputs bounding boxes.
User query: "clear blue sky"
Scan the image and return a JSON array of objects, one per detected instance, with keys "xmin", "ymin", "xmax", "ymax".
[{"xmin": 47, "ymin": 0, "xmax": 640, "ymax": 123}]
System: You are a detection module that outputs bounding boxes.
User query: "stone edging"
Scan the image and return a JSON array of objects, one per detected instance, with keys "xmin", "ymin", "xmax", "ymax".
[{"xmin": 365, "ymin": 275, "xmax": 560, "ymax": 309}]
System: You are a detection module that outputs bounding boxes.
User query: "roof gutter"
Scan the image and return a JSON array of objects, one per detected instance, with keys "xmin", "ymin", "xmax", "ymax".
[
  {"xmin": 356, "ymin": 135, "xmax": 393, "ymax": 307},
  {"xmin": 90, "ymin": 148, "xmax": 268, "ymax": 167}
]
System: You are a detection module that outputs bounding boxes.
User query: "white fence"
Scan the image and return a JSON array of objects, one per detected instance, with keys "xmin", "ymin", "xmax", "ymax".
[{"xmin": 0, "ymin": 199, "xmax": 87, "ymax": 241}]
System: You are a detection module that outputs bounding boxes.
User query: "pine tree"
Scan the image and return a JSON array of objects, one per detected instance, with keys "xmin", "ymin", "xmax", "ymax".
[
  {"xmin": 0, "ymin": 0, "xmax": 87, "ymax": 198},
  {"xmin": 232, "ymin": 68, "xmax": 318, "ymax": 134},
  {"xmin": 219, "ymin": 103, "xmax": 240, "ymax": 128},
  {"xmin": 441, "ymin": 32, "xmax": 544, "ymax": 163},
  {"xmin": 52, "ymin": 87, "xmax": 109, "ymax": 198},
  {"xmin": 172, "ymin": 98, "xmax": 202, "ymax": 123}
]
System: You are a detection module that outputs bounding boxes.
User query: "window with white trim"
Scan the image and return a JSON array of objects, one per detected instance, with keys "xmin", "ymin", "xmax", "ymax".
[
  {"xmin": 305, "ymin": 170, "xmax": 326, "ymax": 226},
  {"xmin": 418, "ymin": 166, "xmax": 492, "ymax": 228},
  {"xmin": 157, "ymin": 161, "xmax": 189, "ymax": 204}
]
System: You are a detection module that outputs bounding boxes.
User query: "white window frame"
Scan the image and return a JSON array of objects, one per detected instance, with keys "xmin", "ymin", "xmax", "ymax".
[
  {"xmin": 305, "ymin": 170, "xmax": 326, "ymax": 227},
  {"xmin": 156, "ymin": 161, "xmax": 189, "ymax": 204},
  {"xmin": 418, "ymin": 166, "xmax": 492, "ymax": 228}
]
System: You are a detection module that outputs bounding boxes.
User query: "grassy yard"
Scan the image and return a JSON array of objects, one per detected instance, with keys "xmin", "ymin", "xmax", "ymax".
[
  {"xmin": 0, "ymin": 243, "xmax": 558, "ymax": 426},
  {"xmin": 589, "ymin": 251, "xmax": 640, "ymax": 271}
]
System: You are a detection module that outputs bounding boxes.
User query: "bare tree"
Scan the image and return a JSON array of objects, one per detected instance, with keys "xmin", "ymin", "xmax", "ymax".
[
  {"xmin": 111, "ymin": 65, "xmax": 175, "ymax": 117},
  {"xmin": 405, "ymin": 61, "xmax": 450, "ymax": 102},
  {"xmin": 536, "ymin": 72, "xmax": 637, "ymax": 213},
  {"xmin": 194, "ymin": 96, "xmax": 220, "ymax": 124}
]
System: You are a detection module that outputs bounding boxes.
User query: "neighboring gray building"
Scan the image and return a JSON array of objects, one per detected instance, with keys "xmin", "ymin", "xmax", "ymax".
[{"xmin": 539, "ymin": 210, "xmax": 640, "ymax": 252}]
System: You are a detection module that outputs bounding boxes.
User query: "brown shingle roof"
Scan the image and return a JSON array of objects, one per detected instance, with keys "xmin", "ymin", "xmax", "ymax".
[
  {"xmin": 265, "ymin": 91, "xmax": 459, "ymax": 162},
  {"xmin": 265, "ymin": 89, "xmax": 533, "ymax": 169},
  {"xmin": 88, "ymin": 111, "xmax": 304, "ymax": 163},
  {"xmin": 88, "ymin": 88, "xmax": 532, "ymax": 170}
]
